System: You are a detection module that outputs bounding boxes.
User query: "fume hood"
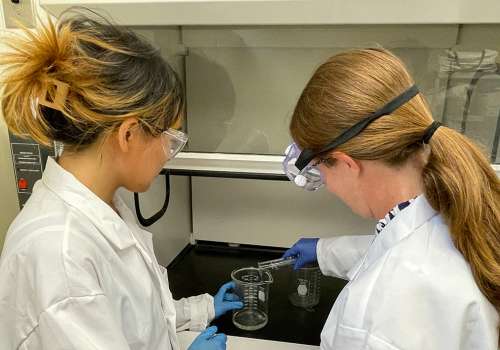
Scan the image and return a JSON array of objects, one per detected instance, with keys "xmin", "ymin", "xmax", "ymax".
[{"xmin": 1, "ymin": 1, "xmax": 500, "ymax": 347}]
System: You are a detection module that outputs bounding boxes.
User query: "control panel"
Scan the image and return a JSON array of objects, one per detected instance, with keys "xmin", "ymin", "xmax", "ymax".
[
  {"xmin": 9, "ymin": 134, "xmax": 54, "ymax": 208},
  {"xmin": 1, "ymin": 0, "xmax": 35, "ymax": 29}
]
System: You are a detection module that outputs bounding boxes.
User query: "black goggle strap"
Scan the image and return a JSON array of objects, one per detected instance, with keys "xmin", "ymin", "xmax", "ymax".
[{"xmin": 295, "ymin": 85, "xmax": 420, "ymax": 171}]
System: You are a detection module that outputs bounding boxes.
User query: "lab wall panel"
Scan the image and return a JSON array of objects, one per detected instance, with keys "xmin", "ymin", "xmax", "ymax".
[{"xmin": 192, "ymin": 177, "xmax": 375, "ymax": 247}]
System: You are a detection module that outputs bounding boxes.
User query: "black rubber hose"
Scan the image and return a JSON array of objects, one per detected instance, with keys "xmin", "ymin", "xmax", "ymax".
[{"xmin": 134, "ymin": 170, "xmax": 170, "ymax": 227}]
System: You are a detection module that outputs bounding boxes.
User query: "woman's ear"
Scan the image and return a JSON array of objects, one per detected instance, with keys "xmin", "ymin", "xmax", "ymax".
[
  {"xmin": 331, "ymin": 151, "xmax": 361, "ymax": 175},
  {"xmin": 116, "ymin": 118, "xmax": 140, "ymax": 153}
]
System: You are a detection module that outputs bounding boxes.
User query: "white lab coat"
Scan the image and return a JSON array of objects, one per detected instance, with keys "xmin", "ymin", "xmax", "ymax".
[
  {"xmin": 317, "ymin": 195, "xmax": 499, "ymax": 350},
  {"xmin": 0, "ymin": 157, "xmax": 215, "ymax": 350}
]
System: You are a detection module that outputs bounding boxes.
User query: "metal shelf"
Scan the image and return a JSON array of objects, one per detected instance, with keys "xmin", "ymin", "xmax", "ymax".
[{"xmin": 163, "ymin": 152, "xmax": 287, "ymax": 181}]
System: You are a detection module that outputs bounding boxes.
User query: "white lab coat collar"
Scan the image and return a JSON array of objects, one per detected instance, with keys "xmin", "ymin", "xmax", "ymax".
[
  {"xmin": 42, "ymin": 157, "xmax": 136, "ymax": 251},
  {"xmin": 350, "ymin": 195, "xmax": 439, "ymax": 279}
]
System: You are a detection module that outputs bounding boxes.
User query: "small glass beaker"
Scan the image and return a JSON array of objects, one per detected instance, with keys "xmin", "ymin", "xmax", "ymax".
[
  {"xmin": 231, "ymin": 267, "xmax": 273, "ymax": 331},
  {"xmin": 288, "ymin": 264, "xmax": 322, "ymax": 308}
]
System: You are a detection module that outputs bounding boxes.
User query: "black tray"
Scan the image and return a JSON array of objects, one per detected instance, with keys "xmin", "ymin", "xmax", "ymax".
[{"xmin": 167, "ymin": 241, "xmax": 347, "ymax": 346}]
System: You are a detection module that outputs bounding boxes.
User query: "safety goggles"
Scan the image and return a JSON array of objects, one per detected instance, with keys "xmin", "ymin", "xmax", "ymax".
[
  {"xmin": 162, "ymin": 128, "xmax": 188, "ymax": 159},
  {"xmin": 284, "ymin": 84, "xmax": 419, "ymax": 191},
  {"xmin": 283, "ymin": 143, "xmax": 325, "ymax": 191}
]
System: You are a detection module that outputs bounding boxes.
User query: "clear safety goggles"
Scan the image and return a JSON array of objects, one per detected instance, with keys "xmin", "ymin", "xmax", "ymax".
[
  {"xmin": 161, "ymin": 128, "xmax": 188, "ymax": 159},
  {"xmin": 283, "ymin": 143, "xmax": 324, "ymax": 191}
]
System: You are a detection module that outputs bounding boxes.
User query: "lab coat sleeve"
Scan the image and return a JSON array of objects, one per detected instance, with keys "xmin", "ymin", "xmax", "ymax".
[
  {"xmin": 316, "ymin": 235, "xmax": 374, "ymax": 280},
  {"xmin": 158, "ymin": 265, "xmax": 215, "ymax": 331},
  {"xmin": 174, "ymin": 294, "xmax": 215, "ymax": 332},
  {"xmin": 33, "ymin": 294, "xmax": 131, "ymax": 350}
]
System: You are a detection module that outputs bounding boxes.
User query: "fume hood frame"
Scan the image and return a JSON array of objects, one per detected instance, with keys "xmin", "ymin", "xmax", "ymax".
[{"xmin": 40, "ymin": 0, "xmax": 500, "ymax": 26}]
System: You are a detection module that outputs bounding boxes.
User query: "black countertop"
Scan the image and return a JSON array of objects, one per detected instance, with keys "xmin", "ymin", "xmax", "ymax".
[{"xmin": 167, "ymin": 241, "xmax": 348, "ymax": 346}]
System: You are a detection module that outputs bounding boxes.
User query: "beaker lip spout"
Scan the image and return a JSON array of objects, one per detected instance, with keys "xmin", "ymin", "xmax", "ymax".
[{"xmin": 231, "ymin": 267, "xmax": 274, "ymax": 285}]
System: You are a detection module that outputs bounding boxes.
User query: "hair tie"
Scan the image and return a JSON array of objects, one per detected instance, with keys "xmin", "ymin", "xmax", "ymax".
[{"xmin": 422, "ymin": 121, "xmax": 442, "ymax": 144}]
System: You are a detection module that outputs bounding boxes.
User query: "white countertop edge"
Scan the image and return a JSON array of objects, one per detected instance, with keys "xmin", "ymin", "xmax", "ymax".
[{"xmin": 177, "ymin": 330, "xmax": 320, "ymax": 350}]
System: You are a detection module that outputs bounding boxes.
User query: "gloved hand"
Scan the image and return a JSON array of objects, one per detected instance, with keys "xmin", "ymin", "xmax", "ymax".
[
  {"xmin": 188, "ymin": 326, "xmax": 227, "ymax": 350},
  {"xmin": 214, "ymin": 281, "xmax": 244, "ymax": 318},
  {"xmin": 283, "ymin": 238, "xmax": 319, "ymax": 270}
]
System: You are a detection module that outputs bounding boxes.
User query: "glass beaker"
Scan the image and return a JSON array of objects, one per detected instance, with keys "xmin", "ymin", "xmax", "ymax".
[
  {"xmin": 231, "ymin": 267, "xmax": 273, "ymax": 331},
  {"xmin": 288, "ymin": 264, "xmax": 322, "ymax": 308}
]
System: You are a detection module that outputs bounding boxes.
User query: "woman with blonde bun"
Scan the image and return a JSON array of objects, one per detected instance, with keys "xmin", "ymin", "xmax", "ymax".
[
  {"xmin": 0, "ymin": 12, "xmax": 241, "ymax": 350},
  {"xmin": 283, "ymin": 48, "xmax": 500, "ymax": 349}
]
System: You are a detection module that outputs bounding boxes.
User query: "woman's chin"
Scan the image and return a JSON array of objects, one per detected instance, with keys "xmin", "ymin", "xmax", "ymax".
[{"xmin": 127, "ymin": 181, "xmax": 153, "ymax": 194}]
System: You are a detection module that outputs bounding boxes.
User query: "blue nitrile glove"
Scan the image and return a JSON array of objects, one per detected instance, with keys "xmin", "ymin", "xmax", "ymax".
[
  {"xmin": 214, "ymin": 281, "xmax": 244, "ymax": 318},
  {"xmin": 283, "ymin": 238, "xmax": 320, "ymax": 270},
  {"xmin": 188, "ymin": 326, "xmax": 227, "ymax": 350}
]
